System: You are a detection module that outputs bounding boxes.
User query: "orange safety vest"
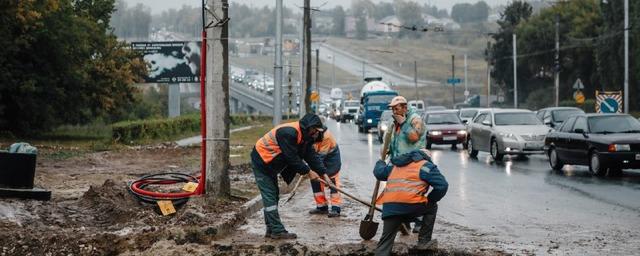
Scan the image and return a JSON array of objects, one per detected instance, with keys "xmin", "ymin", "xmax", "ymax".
[
  {"xmin": 377, "ymin": 160, "xmax": 429, "ymax": 204},
  {"xmin": 255, "ymin": 122, "xmax": 303, "ymax": 164},
  {"xmin": 312, "ymin": 130, "xmax": 337, "ymax": 156}
]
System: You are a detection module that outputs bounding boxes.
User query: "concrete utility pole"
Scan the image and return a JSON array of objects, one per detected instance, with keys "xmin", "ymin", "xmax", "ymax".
[
  {"xmin": 513, "ymin": 33, "xmax": 518, "ymax": 108},
  {"xmin": 274, "ymin": 0, "xmax": 283, "ymax": 125},
  {"xmin": 205, "ymin": 0, "xmax": 230, "ymax": 198},
  {"xmin": 299, "ymin": 18, "xmax": 305, "ymax": 116},
  {"xmin": 331, "ymin": 51, "xmax": 336, "ymax": 88},
  {"xmin": 487, "ymin": 41, "xmax": 492, "ymax": 108},
  {"xmin": 554, "ymin": 14, "xmax": 560, "ymax": 107},
  {"xmin": 451, "ymin": 55, "xmax": 456, "ymax": 105},
  {"xmin": 464, "ymin": 54, "xmax": 468, "ymax": 100},
  {"xmin": 414, "ymin": 60, "xmax": 419, "ymax": 101},
  {"xmin": 304, "ymin": 0, "xmax": 312, "ymax": 114},
  {"xmin": 362, "ymin": 60, "xmax": 365, "ymax": 81},
  {"xmin": 624, "ymin": 0, "xmax": 629, "ymax": 113},
  {"xmin": 315, "ymin": 48, "xmax": 320, "ymax": 111}
]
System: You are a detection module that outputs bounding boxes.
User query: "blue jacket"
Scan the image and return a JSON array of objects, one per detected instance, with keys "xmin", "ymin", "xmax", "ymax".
[{"xmin": 373, "ymin": 150, "xmax": 448, "ymax": 219}]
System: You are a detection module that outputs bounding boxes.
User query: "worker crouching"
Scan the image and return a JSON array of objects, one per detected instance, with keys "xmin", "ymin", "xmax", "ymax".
[
  {"xmin": 308, "ymin": 129, "xmax": 342, "ymax": 217},
  {"xmin": 373, "ymin": 149, "xmax": 448, "ymax": 255}
]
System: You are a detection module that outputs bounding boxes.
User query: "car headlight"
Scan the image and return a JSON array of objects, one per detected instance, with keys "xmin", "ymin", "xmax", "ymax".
[
  {"xmin": 367, "ymin": 119, "xmax": 373, "ymax": 124},
  {"xmin": 608, "ymin": 144, "xmax": 630, "ymax": 152},
  {"xmin": 429, "ymin": 131, "xmax": 442, "ymax": 136},
  {"xmin": 380, "ymin": 124, "xmax": 388, "ymax": 131},
  {"xmin": 335, "ymin": 110, "xmax": 340, "ymax": 115},
  {"xmin": 499, "ymin": 132, "xmax": 517, "ymax": 140},
  {"xmin": 457, "ymin": 130, "xmax": 467, "ymax": 135}
]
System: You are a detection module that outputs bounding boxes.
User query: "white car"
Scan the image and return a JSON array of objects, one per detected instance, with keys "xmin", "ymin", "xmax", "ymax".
[{"xmin": 467, "ymin": 109, "xmax": 551, "ymax": 161}]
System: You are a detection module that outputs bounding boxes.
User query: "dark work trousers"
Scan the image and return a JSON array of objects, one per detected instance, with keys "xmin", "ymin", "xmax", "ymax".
[
  {"xmin": 375, "ymin": 202, "xmax": 438, "ymax": 256},
  {"xmin": 252, "ymin": 161, "xmax": 286, "ymax": 234}
]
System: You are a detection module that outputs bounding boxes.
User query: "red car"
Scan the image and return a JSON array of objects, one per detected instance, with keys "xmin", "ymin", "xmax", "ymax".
[{"xmin": 422, "ymin": 110, "xmax": 468, "ymax": 149}]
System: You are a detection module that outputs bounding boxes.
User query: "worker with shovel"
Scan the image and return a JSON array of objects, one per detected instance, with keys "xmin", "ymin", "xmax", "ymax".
[
  {"xmin": 373, "ymin": 149, "xmax": 448, "ymax": 255},
  {"xmin": 308, "ymin": 124, "xmax": 342, "ymax": 218},
  {"xmin": 251, "ymin": 113, "xmax": 327, "ymax": 239}
]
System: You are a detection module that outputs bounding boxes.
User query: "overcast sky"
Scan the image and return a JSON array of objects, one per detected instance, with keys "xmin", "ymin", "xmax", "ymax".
[{"xmin": 125, "ymin": 0, "xmax": 507, "ymax": 15}]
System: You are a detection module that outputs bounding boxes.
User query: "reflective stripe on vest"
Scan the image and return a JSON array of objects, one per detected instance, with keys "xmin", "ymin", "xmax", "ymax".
[
  {"xmin": 255, "ymin": 122, "xmax": 303, "ymax": 164},
  {"xmin": 378, "ymin": 160, "xmax": 428, "ymax": 204}
]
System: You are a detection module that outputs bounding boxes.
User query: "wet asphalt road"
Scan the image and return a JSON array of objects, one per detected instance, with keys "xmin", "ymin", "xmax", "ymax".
[{"xmin": 228, "ymin": 119, "xmax": 640, "ymax": 255}]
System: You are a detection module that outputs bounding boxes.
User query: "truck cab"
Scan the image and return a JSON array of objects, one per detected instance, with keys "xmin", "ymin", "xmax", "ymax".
[{"xmin": 357, "ymin": 78, "xmax": 397, "ymax": 133}]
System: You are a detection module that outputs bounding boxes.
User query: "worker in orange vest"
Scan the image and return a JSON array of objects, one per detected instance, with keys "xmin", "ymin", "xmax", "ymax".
[
  {"xmin": 308, "ymin": 128, "xmax": 342, "ymax": 217},
  {"xmin": 251, "ymin": 113, "xmax": 327, "ymax": 239},
  {"xmin": 373, "ymin": 149, "xmax": 448, "ymax": 255}
]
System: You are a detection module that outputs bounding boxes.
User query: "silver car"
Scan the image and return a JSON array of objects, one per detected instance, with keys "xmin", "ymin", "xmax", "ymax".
[
  {"xmin": 467, "ymin": 109, "xmax": 551, "ymax": 161},
  {"xmin": 377, "ymin": 110, "xmax": 393, "ymax": 143}
]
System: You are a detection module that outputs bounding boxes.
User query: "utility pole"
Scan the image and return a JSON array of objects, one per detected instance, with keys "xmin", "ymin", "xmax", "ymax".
[
  {"xmin": 451, "ymin": 55, "xmax": 456, "ymax": 105},
  {"xmin": 362, "ymin": 60, "xmax": 366, "ymax": 81},
  {"xmin": 315, "ymin": 48, "xmax": 320, "ymax": 112},
  {"xmin": 624, "ymin": 0, "xmax": 629, "ymax": 113},
  {"xmin": 513, "ymin": 33, "xmax": 518, "ymax": 108},
  {"xmin": 331, "ymin": 51, "xmax": 336, "ymax": 88},
  {"xmin": 274, "ymin": 0, "xmax": 283, "ymax": 125},
  {"xmin": 464, "ymin": 54, "xmax": 468, "ymax": 100},
  {"xmin": 487, "ymin": 41, "xmax": 492, "ymax": 108},
  {"xmin": 304, "ymin": 0, "xmax": 312, "ymax": 114},
  {"xmin": 205, "ymin": 0, "xmax": 230, "ymax": 198},
  {"xmin": 414, "ymin": 60, "xmax": 419, "ymax": 101},
  {"xmin": 299, "ymin": 18, "xmax": 305, "ymax": 116},
  {"xmin": 554, "ymin": 14, "xmax": 560, "ymax": 107}
]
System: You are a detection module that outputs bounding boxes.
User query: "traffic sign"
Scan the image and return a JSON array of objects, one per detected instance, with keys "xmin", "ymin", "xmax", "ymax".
[
  {"xmin": 573, "ymin": 90, "xmax": 585, "ymax": 104},
  {"xmin": 310, "ymin": 91, "xmax": 319, "ymax": 102},
  {"xmin": 447, "ymin": 78, "xmax": 461, "ymax": 84},
  {"xmin": 595, "ymin": 91, "xmax": 623, "ymax": 113},
  {"xmin": 572, "ymin": 78, "xmax": 584, "ymax": 89},
  {"xmin": 464, "ymin": 90, "xmax": 470, "ymax": 97}
]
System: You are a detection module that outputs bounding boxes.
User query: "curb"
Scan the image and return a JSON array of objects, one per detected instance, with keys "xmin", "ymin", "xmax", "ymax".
[{"xmin": 210, "ymin": 194, "xmax": 263, "ymax": 239}]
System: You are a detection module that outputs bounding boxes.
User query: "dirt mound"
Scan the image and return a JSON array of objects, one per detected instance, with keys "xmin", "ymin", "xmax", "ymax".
[{"xmin": 77, "ymin": 179, "xmax": 155, "ymax": 227}]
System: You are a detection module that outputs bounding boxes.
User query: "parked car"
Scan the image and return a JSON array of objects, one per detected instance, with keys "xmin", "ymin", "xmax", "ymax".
[
  {"xmin": 467, "ymin": 109, "xmax": 550, "ymax": 160},
  {"xmin": 377, "ymin": 110, "xmax": 393, "ymax": 143},
  {"xmin": 545, "ymin": 114, "xmax": 640, "ymax": 176},
  {"xmin": 536, "ymin": 107, "xmax": 585, "ymax": 129},
  {"xmin": 422, "ymin": 110, "xmax": 467, "ymax": 149},
  {"xmin": 459, "ymin": 108, "xmax": 487, "ymax": 124},
  {"xmin": 425, "ymin": 106, "xmax": 447, "ymax": 112}
]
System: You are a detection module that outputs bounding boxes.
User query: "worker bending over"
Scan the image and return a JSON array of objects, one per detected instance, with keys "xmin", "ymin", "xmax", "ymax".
[
  {"xmin": 251, "ymin": 113, "xmax": 327, "ymax": 239},
  {"xmin": 308, "ymin": 128, "xmax": 342, "ymax": 217}
]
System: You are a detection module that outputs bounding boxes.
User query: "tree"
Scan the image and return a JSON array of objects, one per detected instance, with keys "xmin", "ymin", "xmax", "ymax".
[
  {"xmin": 332, "ymin": 6, "xmax": 346, "ymax": 37},
  {"xmin": 351, "ymin": 0, "xmax": 373, "ymax": 40},
  {"xmin": 451, "ymin": 1, "xmax": 490, "ymax": 23},
  {"xmin": 373, "ymin": 2, "xmax": 395, "ymax": 20},
  {"xmin": 0, "ymin": 0, "xmax": 146, "ymax": 135},
  {"xmin": 395, "ymin": 0, "xmax": 424, "ymax": 39},
  {"xmin": 487, "ymin": 1, "xmax": 532, "ymax": 106}
]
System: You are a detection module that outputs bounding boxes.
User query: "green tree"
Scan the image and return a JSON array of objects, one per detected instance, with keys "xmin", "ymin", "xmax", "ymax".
[
  {"xmin": 373, "ymin": 2, "xmax": 395, "ymax": 20},
  {"xmin": 451, "ymin": 1, "xmax": 490, "ymax": 23},
  {"xmin": 332, "ymin": 6, "xmax": 346, "ymax": 37},
  {"xmin": 487, "ymin": 1, "xmax": 532, "ymax": 106},
  {"xmin": 0, "ymin": 0, "xmax": 146, "ymax": 135},
  {"xmin": 352, "ymin": 0, "xmax": 373, "ymax": 40}
]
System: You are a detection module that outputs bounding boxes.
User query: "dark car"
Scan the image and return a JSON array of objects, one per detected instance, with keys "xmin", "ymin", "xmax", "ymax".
[
  {"xmin": 536, "ymin": 107, "xmax": 585, "ymax": 129},
  {"xmin": 545, "ymin": 114, "xmax": 640, "ymax": 176},
  {"xmin": 423, "ymin": 110, "xmax": 467, "ymax": 150}
]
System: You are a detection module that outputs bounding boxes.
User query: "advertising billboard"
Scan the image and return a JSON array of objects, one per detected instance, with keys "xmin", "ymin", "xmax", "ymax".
[{"xmin": 131, "ymin": 41, "xmax": 201, "ymax": 83}]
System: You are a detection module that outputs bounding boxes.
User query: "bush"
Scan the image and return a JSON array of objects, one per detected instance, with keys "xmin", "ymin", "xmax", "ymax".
[
  {"xmin": 111, "ymin": 115, "xmax": 272, "ymax": 144},
  {"xmin": 559, "ymin": 99, "xmax": 595, "ymax": 113}
]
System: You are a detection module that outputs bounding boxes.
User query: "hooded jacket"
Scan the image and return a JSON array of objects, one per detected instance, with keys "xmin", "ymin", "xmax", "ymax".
[
  {"xmin": 251, "ymin": 114, "xmax": 328, "ymax": 184},
  {"xmin": 373, "ymin": 150, "xmax": 448, "ymax": 219}
]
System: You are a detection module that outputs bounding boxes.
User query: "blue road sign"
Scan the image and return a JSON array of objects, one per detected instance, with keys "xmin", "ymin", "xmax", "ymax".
[
  {"xmin": 599, "ymin": 98, "xmax": 619, "ymax": 113},
  {"xmin": 447, "ymin": 78, "xmax": 461, "ymax": 84}
]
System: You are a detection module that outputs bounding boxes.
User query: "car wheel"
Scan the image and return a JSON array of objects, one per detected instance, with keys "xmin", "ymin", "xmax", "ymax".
[
  {"xmin": 608, "ymin": 167, "xmax": 623, "ymax": 177},
  {"xmin": 451, "ymin": 144, "xmax": 457, "ymax": 150},
  {"xmin": 491, "ymin": 139, "xmax": 504, "ymax": 161},
  {"xmin": 358, "ymin": 125, "xmax": 363, "ymax": 133},
  {"xmin": 589, "ymin": 150, "xmax": 606, "ymax": 176},
  {"xmin": 548, "ymin": 147, "xmax": 564, "ymax": 171},
  {"xmin": 467, "ymin": 137, "xmax": 478, "ymax": 158},
  {"xmin": 426, "ymin": 142, "xmax": 432, "ymax": 149}
]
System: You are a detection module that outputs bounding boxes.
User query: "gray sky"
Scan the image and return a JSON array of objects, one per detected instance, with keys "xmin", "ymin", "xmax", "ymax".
[{"xmin": 126, "ymin": 0, "xmax": 507, "ymax": 15}]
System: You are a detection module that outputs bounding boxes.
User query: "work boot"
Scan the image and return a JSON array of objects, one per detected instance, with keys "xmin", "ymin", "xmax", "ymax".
[
  {"xmin": 269, "ymin": 231, "xmax": 297, "ymax": 240},
  {"xmin": 328, "ymin": 209, "xmax": 340, "ymax": 218},
  {"xmin": 309, "ymin": 207, "xmax": 328, "ymax": 215},
  {"xmin": 415, "ymin": 239, "xmax": 438, "ymax": 251}
]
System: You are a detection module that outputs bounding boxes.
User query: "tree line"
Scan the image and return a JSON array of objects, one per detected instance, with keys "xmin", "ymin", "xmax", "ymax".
[{"xmin": 488, "ymin": 0, "xmax": 639, "ymax": 111}]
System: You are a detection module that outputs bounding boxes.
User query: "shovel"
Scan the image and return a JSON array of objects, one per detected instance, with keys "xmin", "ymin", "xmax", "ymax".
[
  {"xmin": 359, "ymin": 128, "xmax": 390, "ymax": 240},
  {"xmin": 283, "ymin": 174, "xmax": 304, "ymax": 204}
]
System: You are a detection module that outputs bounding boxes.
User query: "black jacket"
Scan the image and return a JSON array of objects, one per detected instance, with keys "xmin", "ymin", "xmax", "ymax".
[{"xmin": 251, "ymin": 114, "xmax": 327, "ymax": 184}]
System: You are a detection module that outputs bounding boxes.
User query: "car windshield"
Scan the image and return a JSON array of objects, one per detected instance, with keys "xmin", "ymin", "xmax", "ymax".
[
  {"xmin": 494, "ymin": 113, "xmax": 541, "ymax": 125},
  {"xmin": 552, "ymin": 109, "xmax": 584, "ymax": 122},
  {"xmin": 426, "ymin": 113, "xmax": 461, "ymax": 124},
  {"xmin": 345, "ymin": 101, "xmax": 359, "ymax": 107},
  {"xmin": 588, "ymin": 115, "xmax": 640, "ymax": 134},
  {"xmin": 460, "ymin": 109, "xmax": 478, "ymax": 118},
  {"xmin": 426, "ymin": 106, "xmax": 446, "ymax": 111},
  {"xmin": 380, "ymin": 111, "xmax": 393, "ymax": 121},
  {"xmin": 366, "ymin": 94, "xmax": 395, "ymax": 104}
]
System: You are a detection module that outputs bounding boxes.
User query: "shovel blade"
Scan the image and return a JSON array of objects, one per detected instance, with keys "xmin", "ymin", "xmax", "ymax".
[{"xmin": 359, "ymin": 220, "xmax": 379, "ymax": 240}]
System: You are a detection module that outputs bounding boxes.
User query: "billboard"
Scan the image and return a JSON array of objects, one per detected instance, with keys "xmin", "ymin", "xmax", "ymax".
[{"xmin": 132, "ymin": 41, "xmax": 201, "ymax": 83}]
